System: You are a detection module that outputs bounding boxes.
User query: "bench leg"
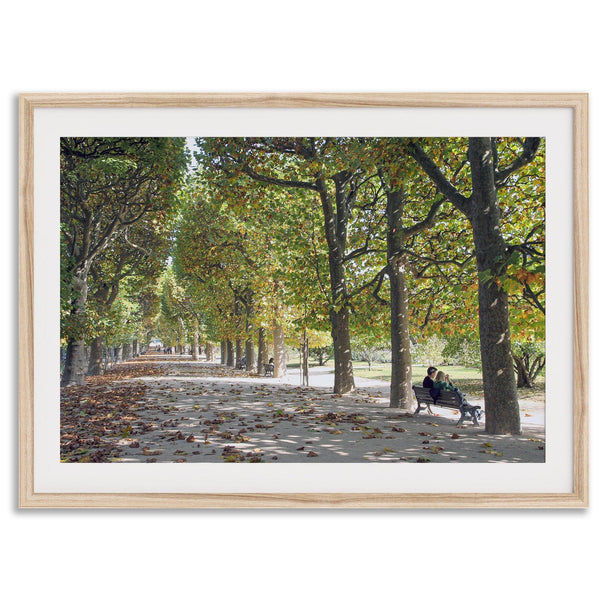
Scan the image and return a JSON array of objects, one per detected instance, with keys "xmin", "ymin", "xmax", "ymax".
[{"xmin": 414, "ymin": 402, "xmax": 423, "ymax": 416}]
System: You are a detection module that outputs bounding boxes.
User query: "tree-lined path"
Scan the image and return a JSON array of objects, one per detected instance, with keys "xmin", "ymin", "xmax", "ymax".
[
  {"xmin": 60, "ymin": 136, "xmax": 546, "ymax": 458},
  {"xmin": 60, "ymin": 353, "xmax": 545, "ymax": 463}
]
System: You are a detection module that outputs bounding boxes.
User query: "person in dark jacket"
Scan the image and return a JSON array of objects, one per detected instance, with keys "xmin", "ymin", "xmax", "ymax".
[{"xmin": 423, "ymin": 366, "xmax": 437, "ymax": 388}]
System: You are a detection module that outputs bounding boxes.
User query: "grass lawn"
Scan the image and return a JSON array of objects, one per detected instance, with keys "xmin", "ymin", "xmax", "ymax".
[
  {"xmin": 354, "ymin": 363, "xmax": 483, "ymax": 392},
  {"xmin": 299, "ymin": 360, "xmax": 545, "ymax": 402}
]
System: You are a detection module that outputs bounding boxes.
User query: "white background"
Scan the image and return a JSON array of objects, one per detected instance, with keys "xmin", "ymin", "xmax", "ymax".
[{"xmin": 2, "ymin": 2, "xmax": 596, "ymax": 599}]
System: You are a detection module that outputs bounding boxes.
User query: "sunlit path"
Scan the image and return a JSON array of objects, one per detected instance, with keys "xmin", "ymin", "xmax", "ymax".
[{"xmin": 61, "ymin": 355, "xmax": 546, "ymax": 464}]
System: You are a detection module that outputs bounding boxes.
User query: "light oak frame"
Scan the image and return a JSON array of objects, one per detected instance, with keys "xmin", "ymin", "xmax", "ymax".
[{"xmin": 19, "ymin": 93, "xmax": 589, "ymax": 508}]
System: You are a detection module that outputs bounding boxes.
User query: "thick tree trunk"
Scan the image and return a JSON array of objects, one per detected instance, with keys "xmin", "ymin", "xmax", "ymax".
[
  {"xmin": 235, "ymin": 338, "xmax": 244, "ymax": 368},
  {"xmin": 386, "ymin": 188, "xmax": 413, "ymax": 409},
  {"xmin": 87, "ymin": 336, "xmax": 104, "ymax": 376},
  {"xmin": 245, "ymin": 339, "xmax": 255, "ymax": 372},
  {"xmin": 329, "ymin": 305, "xmax": 354, "ymax": 394},
  {"xmin": 226, "ymin": 340, "xmax": 235, "ymax": 367},
  {"xmin": 132, "ymin": 339, "xmax": 139, "ymax": 357},
  {"xmin": 123, "ymin": 343, "xmax": 132, "ymax": 361},
  {"xmin": 206, "ymin": 343, "xmax": 214, "ymax": 362},
  {"xmin": 388, "ymin": 266, "xmax": 412, "ymax": 408},
  {"xmin": 257, "ymin": 327, "xmax": 268, "ymax": 375},
  {"xmin": 317, "ymin": 174, "xmax": 356, "ymax": 394},
  {"xmin": 273, "ymin": 318, "xmax": 287, "ymax": 378},
  {"xmin": 192, "ymin": 330, "xmax": 200, "ymax": 360},
  {"xmin": 62, "ymin": 339, "xmax": 88, "ymax": 386},
  {"xmin": 469, "ymin": 138, "xmax": 521, "ymax": 434},
  {"xmin": 114, "ymin": 346, "xmax": 123, "ymax": 363},
  {"xmin": 220, "ymin": 340, "xmax": 227, "ymax": 364},
  {"xmin": 61, "ymin": 269, "xmax": 89, "ymax": 387},
  {"xmin": 326, "ymin": 216, "xmax": 355, "ymax": 393}
]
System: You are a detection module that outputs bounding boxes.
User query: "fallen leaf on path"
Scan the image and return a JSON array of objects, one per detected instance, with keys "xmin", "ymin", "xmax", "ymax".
[{"xmin": 142, "ymin": 447, "xmax": 162, "ymax": 456}]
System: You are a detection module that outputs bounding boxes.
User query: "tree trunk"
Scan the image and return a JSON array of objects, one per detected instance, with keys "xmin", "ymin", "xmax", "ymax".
[
  {"xmin": 206, "ymin": 343, "xmax": 214, "ymax": 362},
  {"xmin": 132, "ymin": 339, "xmax": 139, "ymax": 357},
  {"xmin": 115, "ymin": 346, "xmax": 123, "ymax": 363},
  {"xmin": 192, "ymin": 330, "xmax": 200, "ymax": 360},
  {"xmin": 257, "ymin": 327, "xmax": 268, "ymax": 375},
  {"xmin": 273, "ymin": 318, "xmax": 287, "ymax": 378},
  {"xmin": 226, "ymin": 340, "xmax": 235, "ymax": 367},
  {"xmin": 245, "ymin": 339, "xmax": 255, "ymax": 372},
  {"xmin": 469, "ymin": 138, "xmax": 521, "ymax": 434},
  {"xmin": 329, "ymin": 304, "xmax": 354, "ymax": 394},
  {"xmin": 61, "ymin": 268, "xmax": 89, "ymax": 387},
  {"xmin": 220, "ymin": 340, "xmax": 227, "ymax": 364},
  {"xmin": 317, "ymin": 174, "xmax": 356, "ymax": 394},
  {"xmin": 123, "ymin": 343, "xmax": 132, "ymax": 361},
  {"xmin": 235, "ymin": 338, "xmax": 244, "ymax": 368},
  {"xmin": 301, "ymin": 331, "xmax": 309, "ymax": 386},
  {"xmin": 326, "ymin": 246, "xmax": 355, "ymax": 394},
  {"xmin": 61, "ymin": 339, "xmax": 88, "ymax": 386},
  {"xmin": 87, "ymin": 336, "xmax": 104, "ymax": 376},
  {"xmin": 386, "ymin": 188, "xmax": 413, "ymax": 409},
  {"xmin": 514, "ymin": 354, "xmax": 533, "ymax": 388},
  {"xmin": 245, "ymin": 294, "xmax": 256, "ymax": 372}
]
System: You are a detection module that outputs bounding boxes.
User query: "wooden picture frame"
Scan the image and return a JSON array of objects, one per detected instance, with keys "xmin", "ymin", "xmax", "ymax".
[{"xmin": 19, "ymin": 93, "xmax": 589, "ymax": 508}]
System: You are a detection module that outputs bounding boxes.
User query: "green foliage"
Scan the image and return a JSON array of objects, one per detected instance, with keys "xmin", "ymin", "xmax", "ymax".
[
  {"xmin": 60, "ymin": 137, "xmax": 188, "ymax": 346},
  {"xmin": 446, "ymin": 336, "xmax": 482, "ymax": 369},
  {"xmin": 412, "ymin": 335, "xmax": 446, "ymax": 367}
]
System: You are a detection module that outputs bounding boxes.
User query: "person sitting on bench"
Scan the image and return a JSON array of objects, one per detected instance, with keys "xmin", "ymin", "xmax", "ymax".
[
  {"xmin": 423, "ymin": 366, "xmax": 437, "ymax": 388},
  {"xmin": 433, "ymin": 370, "xmax": 457, "ymax": 392},
  {"xmin": 431, "ymin": 371, "xmax": 482, "ymax": 419},
  {"xmin": 431, "ymin": 370, "xmax": 463, "ymax": 402}
]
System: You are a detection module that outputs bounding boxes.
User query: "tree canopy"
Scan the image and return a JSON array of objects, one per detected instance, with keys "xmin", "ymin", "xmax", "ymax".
[{"xmin": 59, "ymin": 136, "xmax": 545, "ymax": 434}]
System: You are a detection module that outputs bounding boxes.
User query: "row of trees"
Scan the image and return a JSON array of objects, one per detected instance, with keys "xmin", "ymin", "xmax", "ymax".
[
  {"xmin": 60, "ymin": 136, "xmax": 545, "ymax": 435},
  {"xmin": 60, "ymin": 137, "xmax": 188, "ymax": 384},
  {"xmin": 179, "ymin": 137, "xmax": 545, "ymax": 434}
]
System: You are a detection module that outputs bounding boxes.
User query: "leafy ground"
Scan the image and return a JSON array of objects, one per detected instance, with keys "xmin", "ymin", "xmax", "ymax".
[{"xmin": 60, "ymin": 355, "xmax": 546, "ymax": 464}]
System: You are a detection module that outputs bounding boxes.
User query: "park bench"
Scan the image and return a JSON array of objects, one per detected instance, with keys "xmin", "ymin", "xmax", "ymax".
[
  {"xmin": 264, "ymin": 363, "xmax": 274, "ymax": 376},
  {"xmin": 412, "ymin": 385, "xmax": 483, "ymax": 426}
]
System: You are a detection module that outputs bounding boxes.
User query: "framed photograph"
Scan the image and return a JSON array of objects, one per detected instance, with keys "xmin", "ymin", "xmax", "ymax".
[{"xmin": 19, "ymin": 93, "xmax": 588, "ymax": 508}]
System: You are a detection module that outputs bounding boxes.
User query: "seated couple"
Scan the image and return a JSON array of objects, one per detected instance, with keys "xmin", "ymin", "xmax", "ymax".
[{"xmin": 423, "ymin": 366, "xmax": 465, "ymax": 401}]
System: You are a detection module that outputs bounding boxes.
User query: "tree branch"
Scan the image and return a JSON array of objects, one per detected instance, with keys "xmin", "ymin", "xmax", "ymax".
[
  {"xmin": 403, "ymin": 198, "xmax": 446, "ymax": 238},
  {"xmin": 406, "ymin": 142, "xmax": 471, "ymax": 215},
  {"xmin": 494, "ymin": 138, "xmax": 541, "ymax": 185}
]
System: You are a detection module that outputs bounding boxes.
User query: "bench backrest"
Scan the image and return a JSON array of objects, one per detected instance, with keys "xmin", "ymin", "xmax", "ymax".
[{"xmin": 413, "ymin": 386, "xmax": 462, "ymax": 407}]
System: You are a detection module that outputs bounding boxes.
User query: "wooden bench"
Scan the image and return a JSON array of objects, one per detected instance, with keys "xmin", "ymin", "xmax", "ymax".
[
  {"xmin": 263, "ymin": 363, "xmax": 274, "ymax": 376},
  {"xmin": 413, "ymin": 386, "xmax": 483, "ymax": 426}
]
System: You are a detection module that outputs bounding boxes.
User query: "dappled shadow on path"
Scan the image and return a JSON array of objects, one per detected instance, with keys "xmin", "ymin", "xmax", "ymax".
[{"xmin": 60, "ymin": 355, "xmax": 546, "ymax": 464}]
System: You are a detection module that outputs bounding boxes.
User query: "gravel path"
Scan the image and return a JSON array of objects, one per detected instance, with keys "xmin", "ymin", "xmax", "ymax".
[{"xmin": 72, "ymin": 355, "xmax": 546, "ymax": 464}]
